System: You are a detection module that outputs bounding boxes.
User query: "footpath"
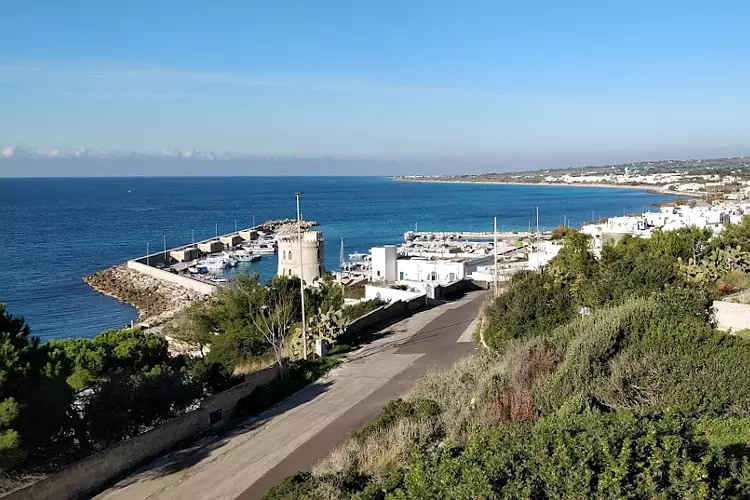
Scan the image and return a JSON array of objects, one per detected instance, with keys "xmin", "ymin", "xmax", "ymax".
[{"xmin": 95, "ymin": 291, "xmax": 487, "ymax": 500}]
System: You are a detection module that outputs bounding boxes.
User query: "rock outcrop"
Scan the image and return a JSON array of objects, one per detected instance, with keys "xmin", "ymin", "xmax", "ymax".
[
  {"xmin": 259, "ymin": 219, "xmax": 318, "ymax": 234},
  {"xmin": 84, "ymin": 265, "xmax": 203, "ymax": 327}
]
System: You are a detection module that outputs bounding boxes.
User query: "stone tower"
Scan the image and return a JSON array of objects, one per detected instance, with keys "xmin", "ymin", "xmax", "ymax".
[{"xmin": 276, "ymin": 230, "xmax": 325, "ymax": 282}]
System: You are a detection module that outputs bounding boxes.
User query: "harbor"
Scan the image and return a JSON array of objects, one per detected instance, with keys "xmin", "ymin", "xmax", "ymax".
[{"xmin": 84, "ymin": 219, "xmax": 319, "ymax": 328}]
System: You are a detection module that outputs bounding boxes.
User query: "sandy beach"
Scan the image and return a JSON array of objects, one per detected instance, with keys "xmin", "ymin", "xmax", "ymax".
[{"xmin": 393, "ymin": 177, "xmax": 697, "ymax": 197}]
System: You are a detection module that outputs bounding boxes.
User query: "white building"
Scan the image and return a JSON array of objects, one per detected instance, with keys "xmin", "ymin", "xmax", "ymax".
[
  {"xmin": 369, "ymin": 243, "xmax": 491, "ymax": 286},
  {"xmin": 277, "ymin": 231, "xmax": 325, "ymax": 282},
  {"xmin": 371, "ymin": 245, "xmax": 398, "ymax": 282},
  {"xmin": 394, "ymin": 256, "xmax": 489, "ymax": 284},
  {"xmin": 527, "ymin": 241, "xmax": 563, "ymax": 270}
]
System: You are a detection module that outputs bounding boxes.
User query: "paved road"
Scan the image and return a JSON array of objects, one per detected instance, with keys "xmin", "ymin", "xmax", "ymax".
[{"xmin": 95, "ymin": 290, "xmax": 486, "ymax": 500}]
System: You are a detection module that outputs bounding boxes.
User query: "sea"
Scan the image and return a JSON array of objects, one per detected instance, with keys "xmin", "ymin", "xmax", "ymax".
[{"xmin": 0, "ymin": 176, "xmax": 672, "ymax": 342}]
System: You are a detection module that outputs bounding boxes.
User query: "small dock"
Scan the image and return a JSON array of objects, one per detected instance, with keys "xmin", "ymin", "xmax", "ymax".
[{"xmin": 404, "ymin": 230, "xmax": 543, "ymax": 241}]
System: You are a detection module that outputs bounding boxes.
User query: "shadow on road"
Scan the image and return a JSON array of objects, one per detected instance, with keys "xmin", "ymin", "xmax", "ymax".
[{"xmin": 96, "ymin": 380, "xmax": 333, "ymax": 495}]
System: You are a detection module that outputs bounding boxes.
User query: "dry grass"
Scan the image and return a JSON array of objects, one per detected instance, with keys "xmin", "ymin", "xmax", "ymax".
[
  {"xmin": 310, "ymin": 327, "xmax": 560, "ymax": 489},
  {"xmin": 718, "ymin": 270, "xmax": 750, "ymax": 294},
  {"xmin": 231, "ymin": 351, "xmax": 277, "ymax": 376},
  {"xmin": 314, "ymin": 417, "xmax": 441, "ymax": 477}
]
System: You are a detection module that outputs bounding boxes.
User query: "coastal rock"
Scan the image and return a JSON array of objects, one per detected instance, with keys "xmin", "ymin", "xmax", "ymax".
[
  {"xmin": 259, "ymin": 219, "xmax": 318, "ymax": 234},
  {"xmin": 83, "ymin": 265, "xmax": 203, "ymax": 326}
]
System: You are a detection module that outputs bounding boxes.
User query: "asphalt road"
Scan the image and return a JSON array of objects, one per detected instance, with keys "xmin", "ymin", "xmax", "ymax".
[
  {"xmin": 95, "ymin": 290, "xmax": 487, "ymax": 500},
  {"xmin": 238, "ymin": 290, "xmax": 487, "ymax": 499}
]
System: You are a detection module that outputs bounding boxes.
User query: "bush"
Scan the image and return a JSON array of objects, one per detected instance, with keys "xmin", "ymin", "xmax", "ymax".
[
  {"xmin": 263, "ymin": 472, "xmax": 320, "ymax": 500},
  {"xmin": 341, "ymin": 299, "xmax": 386, "ymax": 322},
  {"xmin": 482, "ymin": 271, "xmax": 574, "ymax": 352},
  {"xmin": 385, "ymin": 411, "xmax": 750, "ymax": 499},
  {"xmin": 535, "ymin": 298, "xmax": 750, "ymax": 418}
]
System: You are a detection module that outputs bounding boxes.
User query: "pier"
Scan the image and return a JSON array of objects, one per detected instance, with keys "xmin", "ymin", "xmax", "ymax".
[{"xmin": 404, "ymin": 230, "xmax": 546, "ymax": 241}]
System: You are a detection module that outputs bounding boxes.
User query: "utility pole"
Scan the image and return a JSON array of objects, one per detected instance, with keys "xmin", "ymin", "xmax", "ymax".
[
  {"xmin": 563, "ymin": 214, "xmax": 567, "ymax": 228},
  {"xmin": 146, "ymin": 242, "xmax": 150, "ymax": 266},
  {"xmin": 339, "ymin": 237, "xmax": 345, "ymax": 270},
  {"xmin": 163, "ymin": 234, "xmax": 166, "ymax": 257},
  {"xmin": 493, "ymin": 216, "xmax": 499, "ymax": 297},
  {"xmin": 296, "ymin": 192, "xmax": 307, "ymax": 360}
]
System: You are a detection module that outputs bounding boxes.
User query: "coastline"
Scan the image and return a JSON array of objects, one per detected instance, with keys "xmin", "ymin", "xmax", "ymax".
[
  {"xmin": 84, "ymin": 265, "xmax": 203, "ymax": 329},
  {"xmin": 393, "ymin": 177, "xmax": 697, "ymax": 197}
]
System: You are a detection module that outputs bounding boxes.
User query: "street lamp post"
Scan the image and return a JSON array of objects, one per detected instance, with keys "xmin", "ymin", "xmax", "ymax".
[{"xmin": 296, "ymin": 192, "xmax": 307, "ymax": 360}]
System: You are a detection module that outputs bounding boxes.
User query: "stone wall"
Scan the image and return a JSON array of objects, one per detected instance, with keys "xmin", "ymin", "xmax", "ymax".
[
  {"xmin": 346, "ymin": 294, "xmax": 429, "ymax": 336},
  {"xmin": 714, "ymin": 300, "xmax": 750, "ymax": 332},
  {"xmin": 5, "ymin": 365, "xmax": 281, "ymax": 500},
  {"xmin": 126, "ymin": 260, "xmax": 217, "ymax": 296}
]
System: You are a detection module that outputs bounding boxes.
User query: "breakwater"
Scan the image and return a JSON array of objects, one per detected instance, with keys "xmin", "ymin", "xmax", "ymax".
[
  {"xmin": 84, "ymin": 265, "xmax": 204, "ymax": 327},
  {"xmin": 83, "ymin": 219, "xmax": 319, "ymax": 329}
]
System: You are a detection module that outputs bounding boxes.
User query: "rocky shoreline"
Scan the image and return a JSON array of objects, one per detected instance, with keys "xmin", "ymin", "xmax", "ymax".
[
  {"xmin": 84, "ymin": 265, "xmax": 204, "ymax": 328},
  {"xmin": 259, "ymin": 219, "xmax": 318, "ymax": 233}
]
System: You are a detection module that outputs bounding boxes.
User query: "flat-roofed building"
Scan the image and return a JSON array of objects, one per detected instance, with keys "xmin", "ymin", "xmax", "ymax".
[{"xmin": 170, "ymin": 246, "xmax": 200, "ymax": 262}]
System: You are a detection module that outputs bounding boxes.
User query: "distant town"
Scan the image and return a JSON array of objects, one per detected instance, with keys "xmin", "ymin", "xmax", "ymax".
[{"xmin": 398, "ymin": 156, "xmax": 750, "ymax": 197}]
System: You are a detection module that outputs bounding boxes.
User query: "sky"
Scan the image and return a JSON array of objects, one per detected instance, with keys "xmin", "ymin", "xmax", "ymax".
[{"xmin": 2, "ymin": 0, "xmax": 750, "ymax": 171}]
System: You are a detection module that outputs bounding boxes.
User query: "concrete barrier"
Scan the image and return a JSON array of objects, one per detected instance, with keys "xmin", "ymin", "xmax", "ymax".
[
  {"xmin": 364, "ymin": 285, "xmax": 422, "ymax": 303},
  {"xmin": 5, "ymin": 365, "xmax": 281, "ymax": 500},
  {"xmin": 714, "ymin": 300, "xmax": 750, "ymax": 332},
  {"xmin": 126, "ymin": 260, "xmax": 216, "ymax": 296}
]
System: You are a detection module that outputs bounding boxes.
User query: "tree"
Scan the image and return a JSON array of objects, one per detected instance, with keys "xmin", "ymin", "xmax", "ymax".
[
  {"xmin": 167, "ymin": 301, "xmax": 215, "ymax": 359},
  {"xmin": 251, "ymin": 288, "xmax": 297, "ymax": 374},
  {"xmin": 0, "ymin": 304, "xmax": 73, "ymax": 471},
  {"xmin": 51, "ymin": 327, "xmax": 199, "ymax": 451}
]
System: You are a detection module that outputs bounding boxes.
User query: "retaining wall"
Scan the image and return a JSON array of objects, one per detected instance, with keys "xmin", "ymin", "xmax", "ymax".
[
  {"xmin": 5, "ymin": 365, "xmax": 280, "ymax": 500},
  {"xmin": 713, "ymin": 300, "xmax": 750, "ymax": 332},
  {"xmin": 364, "ymin": 285, "xmax": 423, "ymax": 303},
  {"xmin": 126, "ymin": 260, "xmax": 217, "ymax": 296}
]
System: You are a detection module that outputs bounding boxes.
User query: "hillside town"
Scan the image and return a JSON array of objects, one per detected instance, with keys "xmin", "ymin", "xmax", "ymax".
[{"xmin": 399, "ymin": 156, "xmax": 750, "ymax": 197}]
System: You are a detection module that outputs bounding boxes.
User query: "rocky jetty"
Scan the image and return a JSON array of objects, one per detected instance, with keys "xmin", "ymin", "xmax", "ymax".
[
  {"xmin": 259, "ymin": 219, "xmax": 318, "ymax": 234},
  {"xmin": 84, "ymin": 265, "xmax": 204, "ymax": 327}
]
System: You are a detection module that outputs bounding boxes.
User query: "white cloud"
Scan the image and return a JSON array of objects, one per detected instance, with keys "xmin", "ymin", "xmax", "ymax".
[{"xmin": 0, "ymin": 60, "xmax": 505, "ymax": 98}]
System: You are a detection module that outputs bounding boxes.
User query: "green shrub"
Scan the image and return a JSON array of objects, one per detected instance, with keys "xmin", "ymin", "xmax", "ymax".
[
  {"xmin": 535, "ymin": 298, "xmax": 750, "ymax": 418},
  {"xmin": 482, "ymin": 271, "xmax": 574, "ymax": 352},
  {"xmin": 342, "ymin": 299, "xmax": 386, "ymax": 322},
  {"xmin": 263, "ymin": 472, "xmax": 321, "ymax": 500},
  {"xmin": 386, "ymin": 411, "xmax": 750, "ymax": 499}
]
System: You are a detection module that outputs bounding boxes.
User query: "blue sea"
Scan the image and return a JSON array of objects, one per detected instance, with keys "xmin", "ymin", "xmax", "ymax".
[{"xmin": 0, "ymin": 176, "xmax": 671, "ymax": 341}]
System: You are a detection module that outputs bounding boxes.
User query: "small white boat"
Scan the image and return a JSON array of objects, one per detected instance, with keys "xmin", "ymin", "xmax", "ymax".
[
  {"xmin": 231, "ymin": 249, "xmax": 261, "ymax": 262},
  {"xmin": 348, "ymin": 252, "xmax": 370, "ymax": 262},
  {"xmin": 248, "ymin": 241, "xmax": 276, "ymax": 255},
  {"xmin": 202, "ymin": 256, "xmax": 233, "ymax": 270}
]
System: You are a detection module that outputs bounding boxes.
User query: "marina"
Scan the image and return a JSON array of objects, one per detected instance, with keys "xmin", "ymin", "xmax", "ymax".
[
  {"xmin": 132, "ymin": 220, "xmax": 317, "ymax": 289},
  {"xmin": 0, "ymin": 176, "xmax": 673, "ymax": 341}
]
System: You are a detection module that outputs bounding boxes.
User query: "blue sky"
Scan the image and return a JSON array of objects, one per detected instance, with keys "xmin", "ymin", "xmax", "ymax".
[{"xmin": 2, "ymin": 0, "xmax": 750, "ymax": 164}]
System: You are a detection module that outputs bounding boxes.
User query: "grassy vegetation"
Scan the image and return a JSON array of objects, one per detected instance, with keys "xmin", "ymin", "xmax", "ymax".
[{"xmin": 265, "ymin": 217, "xmax": 750, "ymax": 499}]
